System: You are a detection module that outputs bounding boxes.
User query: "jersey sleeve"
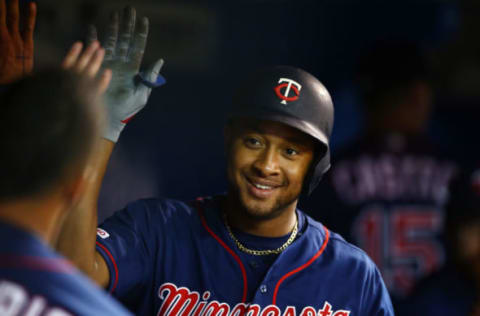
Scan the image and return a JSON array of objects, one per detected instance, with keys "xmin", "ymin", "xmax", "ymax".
[
  {"xmin": 361, "ymin": 260, "xmax": 395, "ymax": 315},
  {"xmin": 95, "ymin": 199, "xmax": 159, "ymax": 301}
]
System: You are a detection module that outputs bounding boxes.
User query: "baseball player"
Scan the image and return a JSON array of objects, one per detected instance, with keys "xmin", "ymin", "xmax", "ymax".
[
  {"xmin": 56, "ymin": 6, "xmax": 394, "ymax": 316},
  {"xmin": 405, "ymin": 168, "xmax": 480, "ymax": 315},
  {"xmin": 0, "ymin": 35, "xmax": 132, "ymax": 316},
  {"xmin": 299, "ymin": 41, "xmax": 458, "ymax": 314}
]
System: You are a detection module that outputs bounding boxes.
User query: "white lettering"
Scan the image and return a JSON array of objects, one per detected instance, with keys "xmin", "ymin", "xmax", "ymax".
[
  {"xmin": 24, "ymin": 296, "xmax": 46, "ymax": 316},
  {"xmin": 0, "ymin": 281, "xmax": 27, "ymax": 316},
  {"xmin": 0, "ymin": 280, "xmax": 71, "ymax": 316}
]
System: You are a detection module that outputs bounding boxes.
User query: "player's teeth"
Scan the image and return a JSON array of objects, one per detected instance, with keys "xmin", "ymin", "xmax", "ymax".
[{"xmin": 254, "ymin": 184, "xmax": 272, "ymax": 190}]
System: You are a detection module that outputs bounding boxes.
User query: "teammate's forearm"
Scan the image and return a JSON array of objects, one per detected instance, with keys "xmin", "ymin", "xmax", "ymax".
[
  {"xmin": 56, "ymin": 139, "xmax": 114, "ymax": 285},
  {"xmin": 55, "ymin": 6, "xmax": 163, "ymax": 289}
]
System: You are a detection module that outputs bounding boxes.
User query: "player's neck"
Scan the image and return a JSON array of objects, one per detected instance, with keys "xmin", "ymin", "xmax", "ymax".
[
  {"xmin": 222, "ymin": 197, "xmax": 297, "ymax": 237},
  {"xmin": 0, "ymin": 193, "xmax": 66, "ymax": 246}
]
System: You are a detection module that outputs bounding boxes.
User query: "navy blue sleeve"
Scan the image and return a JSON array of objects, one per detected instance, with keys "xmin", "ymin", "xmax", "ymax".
[
  {"xmin": 95, "ymin": 200, "xmax": 160, "ymax": 302},
  {"xmin": 361, "ymin": 259, "xmax": 395, "ymax": 315},
  {"xmin": 328, "ymin": 232, "xmax": 395, "ymax": 315}
]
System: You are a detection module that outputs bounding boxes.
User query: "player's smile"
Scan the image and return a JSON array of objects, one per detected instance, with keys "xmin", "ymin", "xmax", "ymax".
[
  {"xmin": 245, "ymin": 176, "xmax": 283, "ymax": 199},
  {"xmin": 226, "ymin": 118, "xmax": 315, "ymax": 219}
]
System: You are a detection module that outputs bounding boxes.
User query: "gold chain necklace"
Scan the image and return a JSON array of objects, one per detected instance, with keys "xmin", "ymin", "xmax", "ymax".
[{"xmin": 223, "ymin": 213, "xmax": 298, "ymax": 256}]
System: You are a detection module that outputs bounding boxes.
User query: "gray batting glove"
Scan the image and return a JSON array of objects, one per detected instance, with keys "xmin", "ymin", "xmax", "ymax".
[{"xmin": 87, "ymin": 6, "xmax": 165, "ymax": 143}]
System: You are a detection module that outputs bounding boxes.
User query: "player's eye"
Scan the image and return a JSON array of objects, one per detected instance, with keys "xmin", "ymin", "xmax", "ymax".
[
  {"xmin": 285, "ymin": 148, "xmax": 299, "ymax": 157},
  {"xmin": 244, "ymin": 137, "xmax": 262, "ymax": 149}
]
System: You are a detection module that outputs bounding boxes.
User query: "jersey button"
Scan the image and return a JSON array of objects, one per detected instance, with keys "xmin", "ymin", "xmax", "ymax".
[{"xmin": 260, "ymin": 285, "xmax": 267, "ymax": 293}]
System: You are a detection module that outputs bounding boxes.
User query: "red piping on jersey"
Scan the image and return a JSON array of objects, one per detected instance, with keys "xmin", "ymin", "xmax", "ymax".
[
  {"xmin": 195, "ymin": 198, "xmax": 248, "ymax": 303},
  {"xmin": 272, "ymin": 226, "xmax": 330, "ymax": 305},
  {"xmin": 96, "ymin": 241, "xmax": 119, "ymax": 293},
  {"xmin": 0, "ymin": 255, "xmax": 73, "ymax": 274}
]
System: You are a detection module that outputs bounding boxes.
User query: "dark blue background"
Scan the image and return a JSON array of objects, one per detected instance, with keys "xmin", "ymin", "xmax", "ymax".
[{"xmin": 28, "ymin": 0, "xmax": 473, "ymax": 221}]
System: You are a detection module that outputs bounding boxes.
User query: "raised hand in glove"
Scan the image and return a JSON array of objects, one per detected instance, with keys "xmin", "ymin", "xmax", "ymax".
[
  {"xmin": 87, "ymin": 6, "xmax": 165, "ymax": 143},
  {"xmin": 0, "ymin": 0, "xmax": 36, "ymax": 84}
]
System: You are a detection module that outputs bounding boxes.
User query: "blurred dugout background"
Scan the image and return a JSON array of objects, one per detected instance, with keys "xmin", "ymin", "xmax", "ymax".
[{"xmin": 28, "ymin": 0, "xmax": 479, "ymax": 221}]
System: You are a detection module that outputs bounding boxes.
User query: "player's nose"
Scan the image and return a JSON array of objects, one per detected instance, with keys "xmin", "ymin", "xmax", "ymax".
[{"xmin": 252, "ymin": 147, "xmax": 280, "ymax": 177}]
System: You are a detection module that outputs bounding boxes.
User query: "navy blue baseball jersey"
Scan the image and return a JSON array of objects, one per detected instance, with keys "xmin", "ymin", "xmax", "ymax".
[
  {"xmin": 0, "ymin": 221, "xmax": 132, "ymax": 316},
  {"xmin": 95, "ymin": 196, "xmax": 394, "ymax": 315},
  {"xmin": 300, "ymin": 133, "xmax": 458, "ymax": 311}
]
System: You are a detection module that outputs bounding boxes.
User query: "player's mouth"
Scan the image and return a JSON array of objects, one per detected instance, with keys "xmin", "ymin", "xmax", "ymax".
[{"xmin": 245, "ymin": 177, "xmax": 282, "ymax": 199}]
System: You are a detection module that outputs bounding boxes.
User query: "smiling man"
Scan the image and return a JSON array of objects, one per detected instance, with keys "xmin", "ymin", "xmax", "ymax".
[
  {"xmin": 226, "ymin": 119, "xmax": 315, "ymax": 222},
  {"xmin": 55, "ymin": 7, "xmax": 393, "ymax": 315}
]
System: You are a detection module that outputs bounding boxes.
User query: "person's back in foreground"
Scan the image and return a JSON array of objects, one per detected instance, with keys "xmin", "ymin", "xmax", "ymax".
[{"xmin": 0, "ymin": 52, "xmax": 131, "ymax": 315}]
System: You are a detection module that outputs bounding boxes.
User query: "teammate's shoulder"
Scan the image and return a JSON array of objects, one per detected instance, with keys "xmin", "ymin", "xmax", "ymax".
[{"xmin": 0, "ymin": 247, "xmax": 131, "ymax": 315}]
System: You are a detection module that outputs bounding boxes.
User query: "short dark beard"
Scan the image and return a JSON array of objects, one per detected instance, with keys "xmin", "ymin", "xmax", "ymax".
[{"xmin": 226, "ymin": 181, "xmax": 300, "ymax": 222}]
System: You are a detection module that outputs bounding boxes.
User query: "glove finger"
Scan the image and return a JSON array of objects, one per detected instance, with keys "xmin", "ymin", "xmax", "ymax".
[
  {"xmin": 144, "ymin": 58, "xmax": 164, "ymax": 82},
  {"xmin": 129, "ymin": 16, "xmax": 149, "ymax": 71},
  {"xmin": 136, "ymin": 59, "xmax": 164, "ymax": 100},
  {"xmin": 116, "ymin": 6, "xmax": 136, "ymax": 60},
  {"xmin": 86, "ymin": 24, "xmax": 98, "ymax": 46},
  {"xmin": 104, "ymin": 11, "xmax": 119, "ymax": 61},
  {"xmin": 135, "ymin": 58, "xmax": 164, "ymax": 91}
]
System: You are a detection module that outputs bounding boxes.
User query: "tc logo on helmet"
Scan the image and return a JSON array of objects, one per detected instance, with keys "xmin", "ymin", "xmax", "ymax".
[{"xmin": 274, "ymin": 78, "xmax": 302, "ymax": 105}]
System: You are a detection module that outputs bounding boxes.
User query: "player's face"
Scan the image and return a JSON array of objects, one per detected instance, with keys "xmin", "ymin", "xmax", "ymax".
[{"xmin": 226, "ymin": 119, "xmax": 315, "ymax": 219}]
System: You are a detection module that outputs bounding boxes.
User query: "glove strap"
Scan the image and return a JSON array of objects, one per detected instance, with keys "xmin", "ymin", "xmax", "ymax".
[{"xmin": 135, "ymin": 72, "xmax": 166, "ymax": 89}]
